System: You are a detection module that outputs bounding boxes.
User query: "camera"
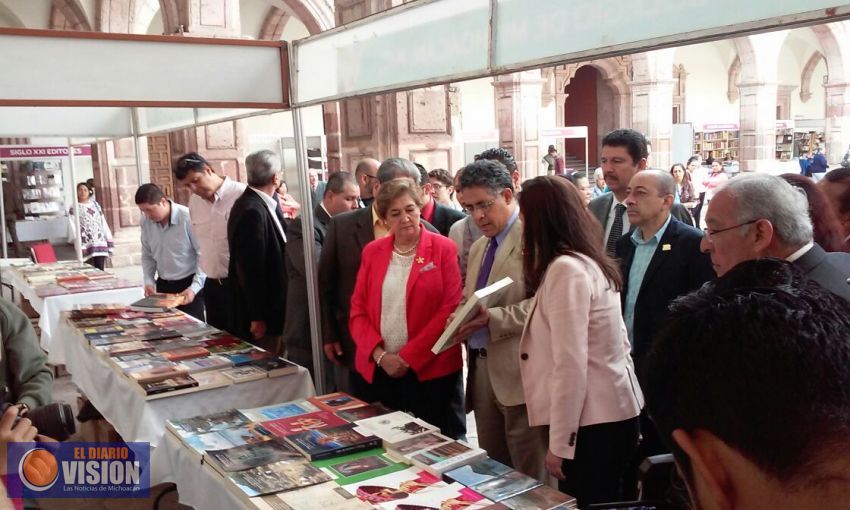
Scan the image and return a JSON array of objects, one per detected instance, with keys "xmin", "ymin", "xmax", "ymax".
[{"xmin": 0, "ymin": 388, "xmax": 75, "ymax": 442}]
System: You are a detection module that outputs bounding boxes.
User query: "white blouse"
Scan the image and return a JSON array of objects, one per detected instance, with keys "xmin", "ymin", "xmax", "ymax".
[{"xmin": 380, "ymin": 251, "xmax": 415, "ymax": 353}]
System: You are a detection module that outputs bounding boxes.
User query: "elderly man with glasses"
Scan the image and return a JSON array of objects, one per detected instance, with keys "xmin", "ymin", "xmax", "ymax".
[
  {"xmin": 701, "ymin": 173, "xmax": 850, "ymax": 300},
  {"xmin": 354, "ymin": 158, "xmax": 380, "ymax": 209}
]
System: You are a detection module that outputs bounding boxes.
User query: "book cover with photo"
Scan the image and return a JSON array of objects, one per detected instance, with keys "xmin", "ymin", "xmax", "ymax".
[
  {"xmin": 285, "ymin": 424, "xmax": 381, "ymax": 461},
  {"xmin": 228, "ymin": 459, "xmax": 332, "ymax": 497},
  {"xmin": 240, "ymin": 400, "xmax": 320, "ymax": 422},
  {"xmin": 470, "ymin": 471, "xmax": 541, "ymax": 503},
  {"xmin": 309, "ymin": 392, "xmax": 369, "ymax": 412},
  {"xmin": 206, "ymin": 437, "xmax": 303, "ymax": 473},
  {"xmin": 251, "ymin": 481, "xmax": 371, "ymax": 510},
  {"xmin": 334, "ymin": 403, "xmax": 393, "ymax": 423},
  {"xmin": 387, "ymin": 432, "xmax": 452, "ymax": 459},
  {"xmin": 407, "ymin": 441, "xmax": 487, "ymax": 476},
  {"xmin": 341, "ymin": 467, "xmax": 447, "ymax": 505},
  {"xmin": 443, "ymin": 458, "xmax": 513, "ymax": 487},
  {"xmin": 222, "ymin": 366, "xmax": 268, "ymax": 383},
  {"xmin": 141, "ymin": 375, "xmax": 198, "ymax": 395},
  {"xmin": 499, "ymin": 484, "xmax": 576, "ymax": 510},
  {"xmin": 166, "ymin": 409, "xmax": 252, "ymax": 438},
  {"xmin": 184, "ymin": 423, "xmax": 273, "ymax": 456},
  {"xmin": 312, "ymin": 448, "xmax": 408, "ymax": 486},
  {"xmin": 379, "ymin": 482, "xmax": 494, "ymax": 510},
  {"xmin": 262, "ymin": 411, "xmax": 349, "ymax": 437},
  {"xmin": 355, "ymin": 411, "xmax": 438, "ymax": 447}
]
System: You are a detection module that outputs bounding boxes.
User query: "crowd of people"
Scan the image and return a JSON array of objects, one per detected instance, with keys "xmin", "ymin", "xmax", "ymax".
[{"xmin": 1, "ymin": 127, "xmax": 849, "ymax": 508}]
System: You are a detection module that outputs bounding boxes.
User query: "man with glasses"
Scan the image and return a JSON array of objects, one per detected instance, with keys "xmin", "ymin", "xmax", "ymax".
[
  {"xmin": 614, "ymin": 170, "xmax": 714, "ymax": 497},
  {"xmin": 701, "ymin": 173, "xmax": 850, "ymax": 300},
  {"xmin": 173, "ymin": 152, "xmax": 247, "ymax": 332},
  {"xmin": 354, "ymin": 158, "xmax": 380, "ymax": 209},
  {"xmin": 451, "ymin": 159, "xmax": 547, "ymax": 480},
  {"xmin": 428, "ymin": 168, "xmax": 460, "ymax": 210}
]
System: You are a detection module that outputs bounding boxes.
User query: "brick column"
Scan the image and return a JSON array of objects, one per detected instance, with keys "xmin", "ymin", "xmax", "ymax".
[
  {"xmin": 494, "ymin": 70, "xmax": 545, "ymax": 179},
  {"xmin": 738, "ymin": 82, "xmax": 778, "ymax": 171},
  {"xmin": 825, "ymin": 83, "xmax": 850, "ymax": 164},
  {"xmin": 630, "ymin": 80, "xmax": 675, "ymax": 170}
]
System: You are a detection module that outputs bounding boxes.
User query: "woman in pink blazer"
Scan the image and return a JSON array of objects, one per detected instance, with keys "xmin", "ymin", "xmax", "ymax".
[
  {"xmin": 349, "ymin": 179, "xmax": 465, "ymax": 438},
  {"xmin": 518, "ymin": 176, "xmax": 644, "ymax": 507}
]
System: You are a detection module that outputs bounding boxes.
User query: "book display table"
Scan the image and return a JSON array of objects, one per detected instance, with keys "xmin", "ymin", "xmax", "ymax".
[
  {"xmin": 55, "ymin": 315, "xmax": 315, "ymax": 487},
  {"xmin": 6, "ymin": 262, "xmax": 143, "ymax": 364}
]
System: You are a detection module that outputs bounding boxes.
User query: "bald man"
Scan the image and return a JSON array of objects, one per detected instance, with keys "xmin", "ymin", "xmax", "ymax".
[{"xmin": 354, "ymin": 158, "xmax": 380, "ymax": 208}]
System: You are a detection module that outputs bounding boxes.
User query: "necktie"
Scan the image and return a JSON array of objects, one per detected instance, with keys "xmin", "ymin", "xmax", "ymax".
[
  {"xmin": 606, "ymin": 204, "xmax": 626, "ymax": 256},
  {"xmin": 469, "ymin": 238, "xmax": 498, "ymax": 349}
]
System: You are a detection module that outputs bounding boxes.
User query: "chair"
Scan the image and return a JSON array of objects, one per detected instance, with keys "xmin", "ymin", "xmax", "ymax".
[{"xmin": 30, "ymin": 242, "xmax": 57, "ymax": 263}]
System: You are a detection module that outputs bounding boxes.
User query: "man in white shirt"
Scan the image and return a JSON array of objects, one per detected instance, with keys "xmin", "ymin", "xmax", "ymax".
[{"xmin": 174, "ymin": 152, "xmax": 246, "ymax": 332}]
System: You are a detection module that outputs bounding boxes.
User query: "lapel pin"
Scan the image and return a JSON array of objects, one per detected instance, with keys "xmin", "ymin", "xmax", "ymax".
[
  {"xmin": 662, "ymin": 244, "xmax": 672, "ymax": 252},
  {"xmin": 416, "ymin": 257, "xmax": 425, "ymax": 264}
]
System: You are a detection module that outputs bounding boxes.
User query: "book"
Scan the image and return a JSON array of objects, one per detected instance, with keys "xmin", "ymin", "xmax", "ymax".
[
  {"xmin": 199, "ymin": 335, "xmax": 243, "ymax": 348},
  {"xmin": 313, "ymin": 449, "xmax": 408, "ymax": 486},
  {"xmin": 162, "ymin": 346, "xmax": 210, "ymax": 362},
  {"xmin": 341, "ymin": 467, "xmax": 447, "ymax": 505},
  {"xmin": 250, "ymin": 481, "xmax": 371, "ymax": 510},
  {"xmin": 334, "ymin": 403, "xmax": 393, "ymax": 423},
  {"xmin": 141, "ymin": 375, "xmax": 199, "ymax": 396},
  {"xmin": 166, "ymin": 409, "xmax": 252, "ymax": 439},
  {"xmin": 223, "ymin": 348, "xmax": 275, "ymax": 366},
  {"xmin": 444, "ymin": 458, "xmax": 513, "ymax": 487},
  {"xmin": 354, "ymin": 411, "xmax": 439, "ymax": 447},
  {"xmin": 101, "ymin": 341, "xmax": 156, "ymax": 357},
  {"xmin": 175, "ymin": 325, "xmax": 222, "ymax": 339},
  {"xmin": 239, "ymin": 400, "xmax": 321, "ymax": 422},
  {"xmin": 142, "ymin": 370, "xmax": 230, "ymax": 401},
  {"xmin": 153, "ymin": 338, "xmax": 201, "ymax": 352},
  {"xmin": 125, "ymin": 362, "xmax": 188, "ymax": 383},
  {"xmin": 113, "ymin": 352, "xmax": 162, "ymax": 363},
  {"xmin": 248, "ymin": 357, "xmax": 299, "ymax": 377},
  {"xmin": 406, "ymin": 441, "xmax": 487, "ymax": 476},
  {"xmin": 284, "ymin": 424, "xmax": 381, "ymax": 461},
  {"xmin": 128, "ymin": 328, "xmax": 183, "ymax": 342},
  {"xmin": 380, "ymin": 482, "xmax": 494, "ymax": 510},
  {"xmin": 309, "ymin": 392, "xmax": 369, "ymax": 412},
  {"xmin": 261, "ymin": 411, "xmax": 349, "ymax": 437},
  {"xmin": 129, "ymin": 293, "xmax": 185, "ymax": 312},
  {"xmin": 183, "ymin": 423, "xmax": 274, "ymax": 456},
  {"xmin": 179, "ymin": 355, "xmax": 233, "ymax": 373},
  {"xmin": 207, "ymin": 340, "xmax": 256, "ymax": 355},
  {"xmin": 432, "ymin": 277, "xmax": 513, "ymax": 355},
  {"xmin": 113, "ymin": 356, "xmax": 168, "ymax": 370},
  {"xmin": 470, "ymin": 471, "xmax": 542, "ymax": 502},
  {"xmin": 499, "ymin": 484, "xmax": 576, "ymax": 510},
  {"xmin": 386, "ymin": 432, "xmax": 453, "ymax": 460},
  {"xmin": 222, "ymin": 366, "xmax": 268, "ymax": 383},
  {"xmin": 228, "ymin": 459, "xmax": 332, "ymax": 497},
  {"xmin": 88, "ymin": 333, "xmax": 138, "ymax": 347},
  {"xmin": 205, "ymin": 437, "xmax": 302, "ymax": 473}
]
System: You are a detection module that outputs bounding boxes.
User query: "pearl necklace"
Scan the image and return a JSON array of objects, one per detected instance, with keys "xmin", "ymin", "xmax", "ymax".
[{"xmin": 393, "ymin": 240, "xmax": 418, "ymax": 256}]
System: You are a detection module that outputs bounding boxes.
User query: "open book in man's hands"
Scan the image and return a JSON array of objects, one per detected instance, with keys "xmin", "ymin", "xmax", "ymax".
[{"xmin": 431, "ymin": 277, "xmax": 514, "ymax": 355}]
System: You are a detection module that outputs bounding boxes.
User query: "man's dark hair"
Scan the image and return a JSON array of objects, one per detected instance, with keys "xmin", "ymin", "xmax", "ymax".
[
  {"xmin": 324, "ymin": 171, "xmax": 357, "ymax": 197},
  {"xmin": 644, "ymin": 258, "xmax": 850, "ymax": 485},
  {"xmin": 427, "ymin": 169, "xmax": 453, "ymax": 188},
  {"xmin": 601, "ymin": 128, "xmax": 648, "ymax": 164},
  {"xmin": 477, "ymin": 147, "xmax": 517, "ymax": 172},
  {"xmin": 174, "ymin": 152, "xmax": 210, "ymax": 181},
  {"xmin": 822, "ymin": 167, "xmax": 850, "ymax": 216},
  {"xmin": 413, "ymin": 162, "xmax": 428, "ymax": 186},
  {"xmin": 134, "ymin": 183, "xmax": 165, "ymax": 205},
  {"xmin": 458, "ymin": 159, "xmax": 514, "ymax": 195}
]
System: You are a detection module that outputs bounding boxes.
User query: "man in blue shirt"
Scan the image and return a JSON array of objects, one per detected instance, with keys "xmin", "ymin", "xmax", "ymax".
[
  {"xmin": 135, "ymin": 183, "xmax": 206, "ymax": 321},
  {"xmin": 615, "ymin": 169, "xmax": 714, "ymax": 497}
]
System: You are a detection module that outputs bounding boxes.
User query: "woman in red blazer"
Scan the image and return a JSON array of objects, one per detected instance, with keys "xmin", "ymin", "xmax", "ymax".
[
  {"xmin": 518, "ymin": 176, "xmax": 643, "ymax": 507},
  {"xmin": 349, "ymin": 179, "xmax": 465, "ymax": 438}
]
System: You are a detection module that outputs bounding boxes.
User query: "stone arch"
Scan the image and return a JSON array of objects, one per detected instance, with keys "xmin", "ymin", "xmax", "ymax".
[
  {"xmin": 132, "ymin": 0, "xmax": 160, "ymax": 34},
  {"xmin": 559, "ymin": 57, "xmax": 630, "ymax": 96},
  {"xmin": 727, "ymin": 56, "xmax": 741, "ymax": 103},
  {"xmin": 50, "ymin": 0, "xmax": 93, "ymax": 31},
  {"xmin": 258, "ymin": 6, "xmax": 291, "ymax": 40},
  {"xmin": 275, "ymin": 0, "xmax": 333, "ymax": 35},
  {"xmin": 801, "ymin": 51, "xmax": 827, "ymax": 103},
  {"xmin": 810, "ymin": 23, "xmax": 847, "ymax": 85}
]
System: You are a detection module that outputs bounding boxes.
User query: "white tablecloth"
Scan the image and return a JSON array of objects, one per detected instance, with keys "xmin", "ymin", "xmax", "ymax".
[
  {"xmin": 55, "ymin": 317, "xmax": 316, "ymax": 490},
  {"xmin": 6, "ymin": 270, "xmax": 144, "ymax": 364}
]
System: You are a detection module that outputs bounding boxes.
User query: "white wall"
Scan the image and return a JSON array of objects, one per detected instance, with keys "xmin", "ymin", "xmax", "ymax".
[
  {"xmin": 779, "ymin": 30, "xmax": 826, "ymax": 120},
  {"xmin": 78, "ymin": 0, "xmax": 96, "ymax": 29},
  {"xmin": 147, "ymin": 9, "xmax": 163, "ymax": 35},
  {"xmin": 281, "ymin": 15, "xmax": 309, "ymax": 40},
  {"xmin": 673, "ymin": 40, "xmax": 740, "ymax": 129},
  {"xmin": 240, "ymin": 0, "xmax": 268, "ymax": 38},
  {"xmin": 0, "ymin": 0, "xmax": 49, "ymax": 29},
  {"xmin": 457, "ymin": 77, "xmax": 495, "ymax": 134}
]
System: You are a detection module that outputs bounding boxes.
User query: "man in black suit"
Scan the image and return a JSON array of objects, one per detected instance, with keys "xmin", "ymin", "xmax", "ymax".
[
  {"xmin": 588, "ymin": 129, "xmax": 693, "ymax": 255},
  {"xmin": 228, "ymin": 150, "xmax": 288, "ymax": 354},
  {"xmin": 414, "ymin": 162, "xmax": 465, "ymax": 236},
  {"xmin": 319, "ymin": 157, "xmax": 439, "ymax": 395},
  {"xmin": 615, "ymin": 170, "xmax": 715, "ymax": 497},
  {"xmin": 283, "ymin": 171, "xmax": 360, "ymax": 376},
  {"xmin": 701, "ymin": 173, "xmax": 850, "ymax": 300}
]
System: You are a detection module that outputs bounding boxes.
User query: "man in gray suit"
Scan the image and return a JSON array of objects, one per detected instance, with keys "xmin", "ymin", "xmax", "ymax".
[
  {"xmin": 283, "ymin": 172, "xmax": 360, "ymax": 375},
  {"xmin": 701, "ymin": 173, "xmax": 850, "ymax": 300},
  {"xmin": 453, "ymin": 159, "xmax": 547, "ymax": 480},
  {"xmin": 588, "ymin": 129, "xmax": 693, "ymax": 254}
]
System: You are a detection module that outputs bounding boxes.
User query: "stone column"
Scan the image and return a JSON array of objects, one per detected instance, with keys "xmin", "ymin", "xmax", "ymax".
[
  {"xmin": 630, "ymin": 80, "xmax": 675, "ymax": 170},
  {"xmin": 494, "ymin": 70, "xmax": 545, "ymax": 179},
  {"xmin": 738, "ymin": 82, "xmax": 778, "ymax": 171},
  {"xmin": 824, "ymin": 83, "xmax": 850, "ymax": 164}
]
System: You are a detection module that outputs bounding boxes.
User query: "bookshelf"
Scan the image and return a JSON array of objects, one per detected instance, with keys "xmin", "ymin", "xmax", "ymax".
[
  {"xmin": 693, "ymin": 129, "xmax": 740, "ymax": 161},
  {"xmin": 775, "ymin": 127, "xmax": 794, "ymax": 161},
  {"xmin": 793, "ymin": 131, "xmax": 824, "ymax": 157}
]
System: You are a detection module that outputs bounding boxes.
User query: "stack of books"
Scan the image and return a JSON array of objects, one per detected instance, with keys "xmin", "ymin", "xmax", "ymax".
[
  {"xmin": 165, "ymin": 393, "xmax": 575, "ymax": 509},
  {"xmin": 14, "ymin": 262, "xmax": 138, "ymax": 297},
  {"xmin": 66, "ymin": 305, "xmax": 300, "ymax": 399}
]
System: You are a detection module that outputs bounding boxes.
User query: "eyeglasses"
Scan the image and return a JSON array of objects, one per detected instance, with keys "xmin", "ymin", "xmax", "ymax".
[
  {"xmin": 363, "ymin": 174, "xmax": 377, "ymax": 182},
  {"xmin": 430, "ymin": 182, "xmax": 445, "ymax": 190},
  {"xmin": 702, "ymin": 220, "xmax": 758, "ymax": 243},
  {"xmin": 462, "ymin": 199, "xmax": 496, "ymax": 215}
]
